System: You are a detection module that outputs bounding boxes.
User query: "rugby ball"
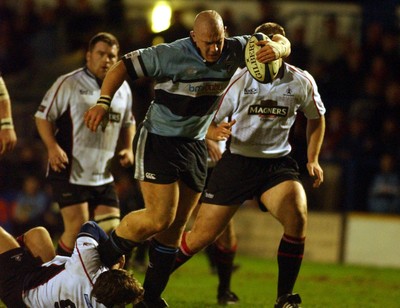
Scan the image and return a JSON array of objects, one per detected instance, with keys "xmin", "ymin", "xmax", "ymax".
[{"xmin": 245, "ymin": 33, "xmax": 281, "ymax": 83}]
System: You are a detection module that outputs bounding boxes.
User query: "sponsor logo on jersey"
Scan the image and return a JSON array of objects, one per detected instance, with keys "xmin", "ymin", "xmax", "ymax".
[
  {"xmin": 145, "ymin": 172, "xmax": 156, "ymax": 180},
  {"xmin": 244, "ymin": 88, "xmax": 258, "ymax": 95},
  {"xmin": 188, "ymin": 83, "xmax": 226, "ymax": 95},
  {"xmin": 284, "ymin": 87, "xmax": 294, "ymax": 96},
  {"xmin": 79, "ymin": 89, "xmax": 94, "ymax": 95},
  {"xmin": 248, "ymin": 100, "xmax": 288, "ymax": 119},
  {"xmin": 109, "ymin": 111, "xmax": 121, "ymax": 123}
]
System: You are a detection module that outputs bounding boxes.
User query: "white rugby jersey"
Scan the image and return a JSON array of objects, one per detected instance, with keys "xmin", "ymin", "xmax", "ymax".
[
  {"xmin": 35, "ymin": 67, "xmax": 134, "ymax": 186},
  {"xmin": 215, "ymin": 64, "xmax": 326, "ymax": 158},
  {"xmin": 22, "ymin": 235, "xmax": 108, "ymax": 308}
]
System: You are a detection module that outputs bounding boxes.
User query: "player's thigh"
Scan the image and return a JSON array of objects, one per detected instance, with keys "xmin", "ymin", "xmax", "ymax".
[
  {"xmin": 94, "ymin": 205, "xmax": 120, "ymax": 215},
  {"xmin": 140, "ymin": 181, "xmax": 180, "ymax": 225},
  {"xmin": 260, "ymin": 180, "xmax": 307, "ymax": 228},
  {"xmin": 60, "ymin": 202, "xmax": 90, "ymax": 230},
  {"xmin": 0, "ymin": 227, "xmax": 19, "ymax": 253},
  {"xmin": 24, "ymin": 227, "xmax": 55, "ymax": 263},
  {"xmin": 188, "ymin": 203, "xmax": 239, "ymax": 251}
]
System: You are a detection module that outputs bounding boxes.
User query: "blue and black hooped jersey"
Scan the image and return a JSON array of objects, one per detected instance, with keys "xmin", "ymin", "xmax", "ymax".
[{"xmin": 122, "ymin": 36, "xmax": 248, "ymax": 140}]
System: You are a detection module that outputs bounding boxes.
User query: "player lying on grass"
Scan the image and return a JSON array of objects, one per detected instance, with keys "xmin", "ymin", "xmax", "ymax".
[
  {"xmin": 172, "ymin": 22, "xmax": 326, "ymax": 308},
  {"xmin": 0, "ymin": 221, "xmax": 143, "ymax": 308}
]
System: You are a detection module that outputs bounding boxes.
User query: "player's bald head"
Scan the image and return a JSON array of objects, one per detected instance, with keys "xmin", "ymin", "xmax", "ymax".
[
  {"xmin": 193, "ymin": 10, "xmax": 224, "ymax": 35},
  {"xmin": 191, "ymin": 10, "xmax": 226, "ymax": 63}
]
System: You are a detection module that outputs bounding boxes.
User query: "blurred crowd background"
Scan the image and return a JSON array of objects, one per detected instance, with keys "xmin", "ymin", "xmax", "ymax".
[{"xmin": 0, "ymin": 0, "xmax": 399, "ymax": 236}]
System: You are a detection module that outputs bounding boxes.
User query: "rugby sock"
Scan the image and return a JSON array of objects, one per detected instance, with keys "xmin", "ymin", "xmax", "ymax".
[
  {"xmin": 98, "ymin": 230, "xmax": 138, "ymax": 268},
  {"xmin": 56, "ymin": 239, "xmax": 73, "ymax": 257},
  {"xmin": 205, "ymin": 244, "xmax": 217, "ymax": 273},
  {"xmin": 94, "ymin": 213, "xmax": 120, "ymax": 234},
  {"xmin": 172, "ymin": 231, "xmax": 194, "ymax": 272},
  {"xmin": 143, "ymin": 239, "xmax": 178, "ymax": 301},
  {"xmin": 277, "ymin": 234, "xmax": 305, "ymax": 297},
  {"xmin": 214, "ymin": 242, "xmax": 237, "ymax": 295}
]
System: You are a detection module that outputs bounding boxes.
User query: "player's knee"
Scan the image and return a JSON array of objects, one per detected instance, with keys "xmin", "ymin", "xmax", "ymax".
[
  {"xmin": 26, "ymin": 226, "xmax": 49, "ymax": 239},
  {"xmin": 94, "ymin": 213, "xmax": 121, "ymax": 234}
]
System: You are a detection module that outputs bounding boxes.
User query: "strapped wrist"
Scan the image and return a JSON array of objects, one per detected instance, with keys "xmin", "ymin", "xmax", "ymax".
[
  {"xmin": 0, "ymin": 117, "xmax": 14, "ymax": 130},
  {"xmin": 97, "ymin": 95, "xmax": 112, "ymax": 111}
]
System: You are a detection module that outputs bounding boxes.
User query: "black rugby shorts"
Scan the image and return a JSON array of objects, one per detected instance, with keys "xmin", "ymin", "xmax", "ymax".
[
  {"xmin": 50, "ymin": 180, "xmax": 119, "ymax": 209},
  {"xmin": 201, "ymin": 151, "xmax": 301, "ymax": 205},
  {"xmin": 133, "ymin": 126, "xmax": 208, "ymax": 193}
]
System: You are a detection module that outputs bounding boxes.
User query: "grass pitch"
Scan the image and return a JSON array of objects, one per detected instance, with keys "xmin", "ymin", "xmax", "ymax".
[
  {"xmin": 1, "ymin": 253, "xmax": 399, "ymax": 307},
  {"xmin": 134, "ymin": 253, "xmax": 400, "ymax": 308}
]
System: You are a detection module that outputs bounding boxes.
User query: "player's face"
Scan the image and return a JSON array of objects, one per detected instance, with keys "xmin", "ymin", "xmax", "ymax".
[
  {"xmin": 86, "ymin": 42, "xmax": 119, "ymax": 80},
  {"xmin": 191, "ymin": 27, "xmax": 225, "ymax": 63}
]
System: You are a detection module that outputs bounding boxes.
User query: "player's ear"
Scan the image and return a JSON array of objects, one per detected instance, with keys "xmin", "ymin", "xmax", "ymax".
[
  {"xmin": 85, "ymin": 50, "xmax": 91, "ymax": 63},
  {"xmin": 190, "ymin": 30, "xmax": 196, "ymax": 41}
]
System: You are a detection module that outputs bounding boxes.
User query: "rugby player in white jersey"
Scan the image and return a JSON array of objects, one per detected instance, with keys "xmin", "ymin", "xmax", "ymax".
[
  {"xmin": 84, "ymin": 11, "xmax": 291, "ymax": 308},
  {"xmin": 35, "ymin": 32, "xmax": 135, "ymax": 257},
  {"xmin": 0, "ymin": 221, "xmax": 143, "ymax": 307},
  {"xmin": 173, "ymin": 22, "xmax": 326, "ymax": 308}
]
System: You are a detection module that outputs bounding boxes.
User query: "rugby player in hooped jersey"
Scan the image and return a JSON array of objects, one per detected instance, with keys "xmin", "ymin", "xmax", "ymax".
[
  {"xmin": 35, "ymin": 32, "xmax": 135, "ymax": 257},
  {"xmin": 84, "ymin": 10, "xmax": 291, "ymax": 308},
  {"xmin": 173, "ymin": 22, "xmax": 325, "ymax": 308}
]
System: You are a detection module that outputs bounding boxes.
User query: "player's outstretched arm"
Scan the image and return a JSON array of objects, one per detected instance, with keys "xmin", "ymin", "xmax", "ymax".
[
  {"xmin": 256, "ymin": 34, "xmax": 291, "ymax": 63},
  {"xmin": 85, "ymin": 61, "xmax": 128, "ymax": 132}
]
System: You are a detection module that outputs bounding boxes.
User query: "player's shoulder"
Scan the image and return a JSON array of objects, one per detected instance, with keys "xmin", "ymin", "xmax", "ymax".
[
  {"xmin": 227, "ymin": 35, "xmax": 251, "ymax": 45},
  {"xmin": 284, "ymin": 63, "xmax": 316, "ymax": 84},
  {"xmin": 54, "ymin": 67, "xmax": 86, "ymax": 87},
  {"xmin": 144, "ymin": 38, "xmax": 191, "ymax": 55}
]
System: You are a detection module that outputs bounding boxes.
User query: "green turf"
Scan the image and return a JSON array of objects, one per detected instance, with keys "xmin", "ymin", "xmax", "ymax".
[
  {"xmin": 1, "ymin": 253, "xmax": 400, "ymax": 307},
  {"xmin": 134, "ymin": 253, "xmax": 400, "ymax": 308}
]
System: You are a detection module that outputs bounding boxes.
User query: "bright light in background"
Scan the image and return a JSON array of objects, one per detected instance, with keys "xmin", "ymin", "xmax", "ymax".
[{"xmin": 151, "ymin": 2, "xmax": 172, "ymax": 33}]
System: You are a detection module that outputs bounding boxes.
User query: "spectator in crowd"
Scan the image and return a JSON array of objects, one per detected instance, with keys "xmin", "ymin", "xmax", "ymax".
[
  {"xmin": 367, "ymin": 153, "xmax": 400, "ymax": 214},
  {"xmin": 11, "ymin": 175, "xmax": 51, "ymax": 235}
]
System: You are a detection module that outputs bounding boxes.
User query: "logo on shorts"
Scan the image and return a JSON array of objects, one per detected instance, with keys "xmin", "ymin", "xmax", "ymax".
[
  {"xmin": 11, "ymin": 253, "xmax": 23, "ymax": 262},
  {"xmin": 145, "ymin": 172, "xmax": 156, "ymax": 180},
  {"xmin": 205, "ymin": 192, "xmax": 214, "ymax": 199}
]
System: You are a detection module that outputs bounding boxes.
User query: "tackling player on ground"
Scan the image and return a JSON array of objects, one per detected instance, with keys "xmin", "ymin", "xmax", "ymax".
[{"xmin": 0, "ymin": 221, "xmax": 143, "ymax": 307}]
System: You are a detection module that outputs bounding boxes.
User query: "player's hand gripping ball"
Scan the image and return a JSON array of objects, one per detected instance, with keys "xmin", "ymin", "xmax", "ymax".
[{"xmin": 245, "ymin": 33, "xmax": 281, "ymax": 84}]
